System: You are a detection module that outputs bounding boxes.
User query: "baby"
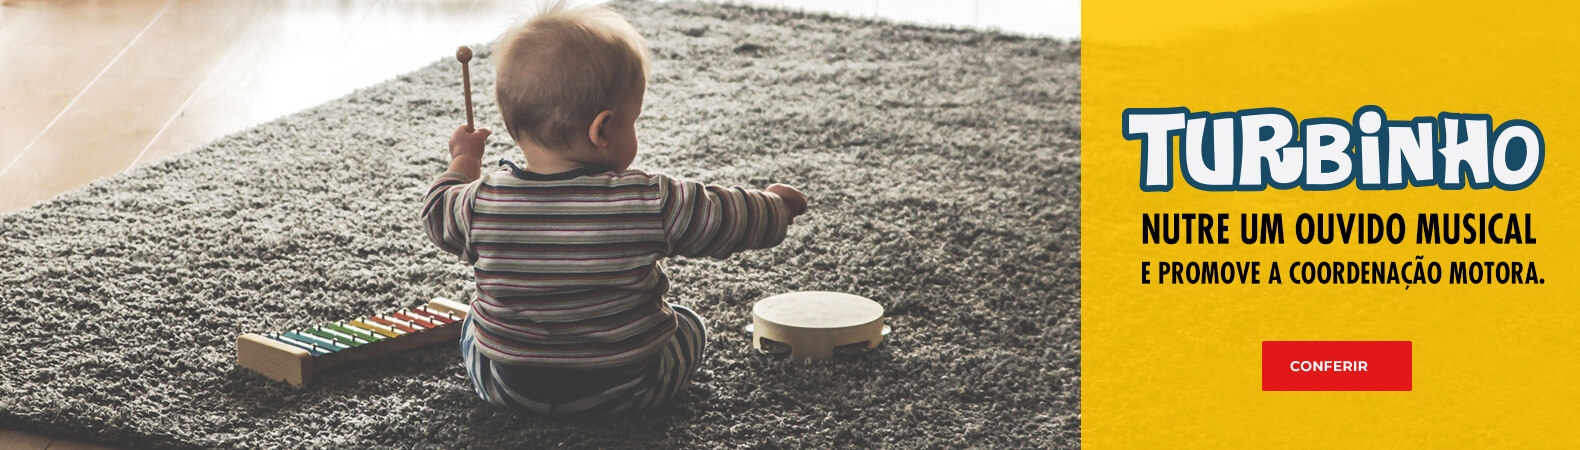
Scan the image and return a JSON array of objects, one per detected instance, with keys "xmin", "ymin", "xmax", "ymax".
[{"xmin": 421, "ymin": 1, "xmax": 807, "ymax": 418}]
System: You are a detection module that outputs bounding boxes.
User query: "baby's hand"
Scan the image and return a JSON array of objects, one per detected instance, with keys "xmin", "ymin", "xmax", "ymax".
[
  {"xmin": 766, "ymin": 184, "xmax": 808, "ymax": 218},
  {"xmin": 449, "ymin": 124, "xmax": 491, "ymax": 161}
]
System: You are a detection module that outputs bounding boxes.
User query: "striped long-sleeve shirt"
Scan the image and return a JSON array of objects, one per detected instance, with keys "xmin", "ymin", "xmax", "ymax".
[{"xmin": 422, "ymin": 160, "xmax": 791, "ymax": 369}]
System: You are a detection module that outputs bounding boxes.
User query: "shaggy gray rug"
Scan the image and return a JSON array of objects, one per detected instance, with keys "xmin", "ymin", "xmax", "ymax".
[{"xmin": 0, "ymin": 1, "xmax": 1079, "ymax": 447}]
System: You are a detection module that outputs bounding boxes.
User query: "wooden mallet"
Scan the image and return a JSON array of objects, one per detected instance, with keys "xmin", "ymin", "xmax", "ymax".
[{"xmin": 456, "ymin": 45, "xmax": 475, "ymax": 131}]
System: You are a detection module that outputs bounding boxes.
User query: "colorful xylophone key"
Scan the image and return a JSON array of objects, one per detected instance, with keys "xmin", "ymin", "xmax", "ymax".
[{"xmin": 237, "ymin": 298, "xmax": 470, "ymax": 385}]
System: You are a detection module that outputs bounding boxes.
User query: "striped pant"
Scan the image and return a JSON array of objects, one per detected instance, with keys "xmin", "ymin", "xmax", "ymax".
[{"xmin": 459, "ymin": 304, "xmax": 708, "ymax": 418}]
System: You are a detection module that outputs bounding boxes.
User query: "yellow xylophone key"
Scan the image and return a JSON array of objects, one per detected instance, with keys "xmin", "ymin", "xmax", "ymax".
[{"xmin": 350, "ymin": 319, "xmax": 402, "ymax": 338}]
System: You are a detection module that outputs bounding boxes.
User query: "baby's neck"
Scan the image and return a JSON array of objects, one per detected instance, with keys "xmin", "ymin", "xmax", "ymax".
[
  {"xmin": 519, "ymin": 145, "xmax": 589, "ymax": 174},
  {"xmin": 520, "ymin": 156, "xmax": 586, "ymax": 174}
]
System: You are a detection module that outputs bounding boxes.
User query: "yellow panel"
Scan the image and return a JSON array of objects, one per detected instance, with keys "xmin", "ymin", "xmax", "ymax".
[{"xmin": 1085, "ymin": 1, "xmax": 1580, "ymax": 446}]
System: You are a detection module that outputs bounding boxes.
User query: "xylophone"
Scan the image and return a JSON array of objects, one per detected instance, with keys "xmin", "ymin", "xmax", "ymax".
[{"xmin": 236, "ymin": 298, "xmax": 470, "ymax": 385}]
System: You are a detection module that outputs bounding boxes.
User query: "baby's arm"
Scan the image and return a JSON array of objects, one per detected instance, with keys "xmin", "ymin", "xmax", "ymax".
[
  {"xmin": 660, "ymin": 176, "xmax": 808, "ymax": 258},
  {"xmin": 419, "ymin": 125, "xmax": 491, "ymax": 263}
]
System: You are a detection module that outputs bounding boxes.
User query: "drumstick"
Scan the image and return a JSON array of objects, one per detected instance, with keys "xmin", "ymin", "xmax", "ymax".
[{"xmin": 456, "ymin": 45, "xmax": 475, "ymax": 132}]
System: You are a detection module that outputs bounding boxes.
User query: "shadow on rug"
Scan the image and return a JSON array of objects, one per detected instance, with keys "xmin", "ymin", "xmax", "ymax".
[{"xmin": 0, "ymin": 1, "xmax": 1080, "ymax": 447}]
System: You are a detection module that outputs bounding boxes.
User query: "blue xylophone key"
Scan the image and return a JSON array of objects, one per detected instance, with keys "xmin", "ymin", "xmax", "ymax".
[
  {"xmin": 284, "ymin": 331, "xmax": 348, "ymax": 353},
  {"xmin": 268, "ymin": 333, "xmax": 328, "ymax": 357}
]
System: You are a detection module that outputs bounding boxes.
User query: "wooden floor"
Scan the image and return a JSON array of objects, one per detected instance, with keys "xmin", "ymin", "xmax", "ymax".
[{"xmin": 0, "ymin": 0, "xmax": 528, "ymax": 213}]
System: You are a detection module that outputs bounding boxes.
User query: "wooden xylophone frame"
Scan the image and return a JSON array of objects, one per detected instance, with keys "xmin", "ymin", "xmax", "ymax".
[{"xmin": 237, "ymin": 298, "xmax": 470, "ymax": 385}]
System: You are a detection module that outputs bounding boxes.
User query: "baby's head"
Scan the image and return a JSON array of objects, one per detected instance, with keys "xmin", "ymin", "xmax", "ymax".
[{"xmin": 494, "ymin": 1, "xmax": 649, "ymax": 171}]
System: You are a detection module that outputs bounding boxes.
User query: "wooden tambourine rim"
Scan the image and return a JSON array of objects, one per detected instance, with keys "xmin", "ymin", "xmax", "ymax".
[{"xmin": 747, "ymin": 291, "xmax": 888, "ymax": 359}]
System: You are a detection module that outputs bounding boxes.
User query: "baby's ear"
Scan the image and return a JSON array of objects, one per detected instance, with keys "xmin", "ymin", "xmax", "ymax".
[{"xmin": 588, "ymin": 110, "xmax": 615, "ymax": 148}]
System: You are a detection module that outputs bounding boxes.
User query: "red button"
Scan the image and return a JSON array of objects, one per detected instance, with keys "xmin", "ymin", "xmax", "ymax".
[{"xmin": 1262, "ymin": 341, "xmax": 1411, "ymax": 391}]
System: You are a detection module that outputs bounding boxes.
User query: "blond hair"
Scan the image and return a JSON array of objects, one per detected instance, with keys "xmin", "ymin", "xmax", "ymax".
[{"xmin": 494, "ymin": 1, "xmax": 650, "ymax": 150}]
